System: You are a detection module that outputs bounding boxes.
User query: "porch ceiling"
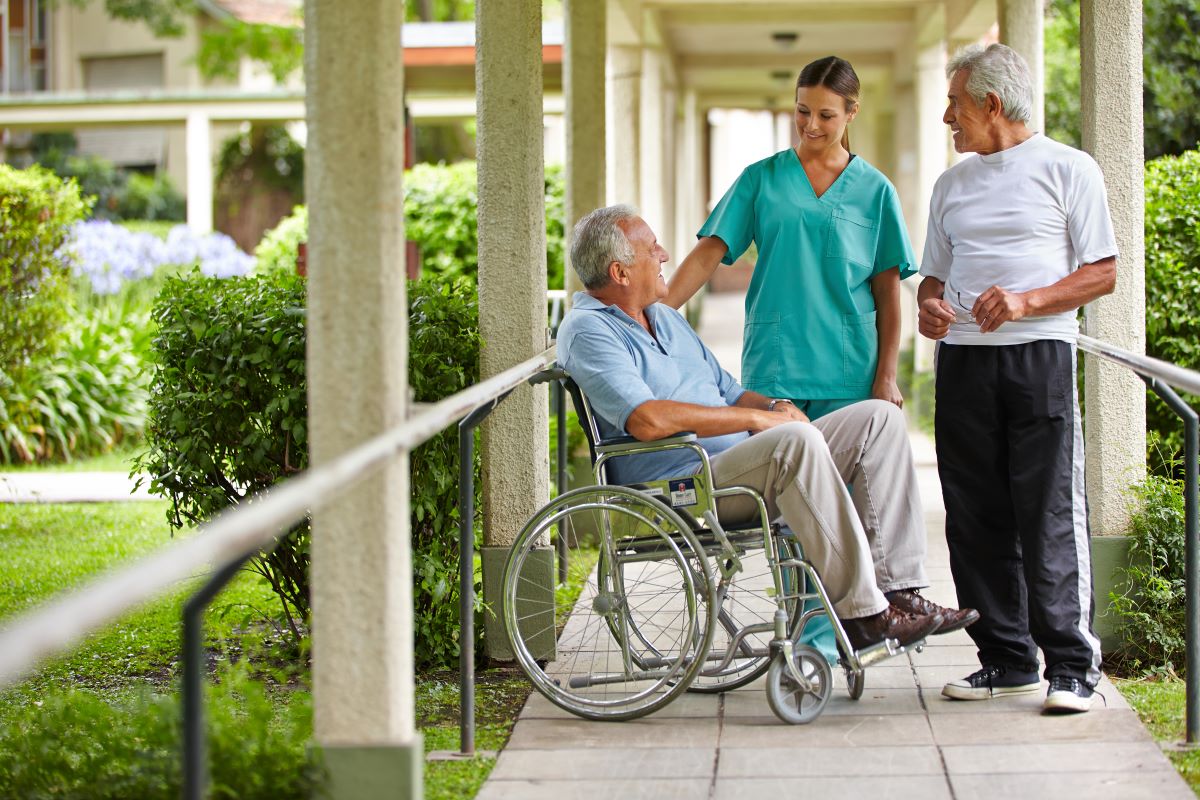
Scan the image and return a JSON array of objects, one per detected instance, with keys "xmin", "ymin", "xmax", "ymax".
[{"xmin": 642, "ymin": 0, "xmax": 991, "ymax": 111}]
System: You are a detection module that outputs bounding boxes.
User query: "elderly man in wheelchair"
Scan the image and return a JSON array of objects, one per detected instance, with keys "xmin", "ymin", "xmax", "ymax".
[{"xmin": 502, "ymin": 204, "xmax": 977, "ymax": 724}]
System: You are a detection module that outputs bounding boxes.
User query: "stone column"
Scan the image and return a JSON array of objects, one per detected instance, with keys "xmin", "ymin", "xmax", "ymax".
[
  {"xmin": 1080, "ymin": 0, "xmax": 1146, "ymax": 635},
  {"xmin": 606, "ymin": 44, "xmax": 640, "ymax": 207},
  {"xmin": 912, "ymin": 38, "xmax": 948, "ymax": 373},
  {"xmin": 184, "ymin": 111, "xmax": 213, "ymax": 234},
  {"xmin": 564, "ymin": 0, "xmax": 606, "ymax": 298},
  {"xmin": 674, "ymin": 89, "xmax": 704, "ymax": 268},
  {"xmin": 476, "ymin": 0, "xmax": 550, "ymax": 659},
  {"xmin": 305, "ymin": 1, "xmax": 419, "ymax": 796},
  {"xmin": 999, "ymin": 0, "xmax": 1045, "ymax": 133},
  {"xmin": 638, "ymin": 47, "xmax": 666, "ymax": 235}
]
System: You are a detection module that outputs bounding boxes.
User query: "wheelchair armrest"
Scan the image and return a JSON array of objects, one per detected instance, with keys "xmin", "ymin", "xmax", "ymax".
[{"xmin": 595, "ymin": 432, "xmax": 698, "ymax": 454}]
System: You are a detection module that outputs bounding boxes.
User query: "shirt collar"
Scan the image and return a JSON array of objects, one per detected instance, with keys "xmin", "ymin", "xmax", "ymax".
[{"xmin": 571, "ymin": 291, "xmax": 661, "ymax": 328}]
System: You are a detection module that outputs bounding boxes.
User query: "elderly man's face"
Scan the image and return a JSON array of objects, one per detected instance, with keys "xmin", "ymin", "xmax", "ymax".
[
  {"xmin": 943, "ymin": 69, "xmax": 990, "ymax": 154},
  {"xmin": 617, "ymin": 216, "xmax": 670, "ymax": 306}
]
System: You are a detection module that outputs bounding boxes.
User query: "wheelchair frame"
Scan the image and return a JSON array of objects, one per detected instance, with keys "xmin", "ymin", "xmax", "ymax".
[{"xmin": 500, "ymin": 372, "xmax": 922, "ymax": 724}]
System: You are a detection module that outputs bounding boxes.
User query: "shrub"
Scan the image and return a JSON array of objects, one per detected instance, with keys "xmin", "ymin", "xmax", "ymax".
[
  {"xmin": 1109, "ymin": 438, "xmax": 1187, "ymax": 677},
  {"xmin": 0, "ymin": 164, "xmax": 89, "ymax": 389},
  {"xmin": 0, "ymin": 667, "xmax": 322, "ymax": 799},
  {"xmin": 408, "ymin": 278, "xmax": 483, "ymax": 669},
  {"xmin": 1144, "ymin": 149, "xmax": 1200, "ymax": 470},
  {"xmin": 136, "ymin": 262, "xmax": 486, "ymax": 668},
  {"xmin": 137, "ymin": 271, "xmax": 310, "ymax": 638},
  {"xmin": 253, "ymin": 205, "xmax": 308, "ymax": 276},
  {"xmin": 116, "ymin": 172, "xmax": 186, "ymax": 222},
  {"xmin": 0, "ymin": 300, "xmax": 152, "ymax": 464}
]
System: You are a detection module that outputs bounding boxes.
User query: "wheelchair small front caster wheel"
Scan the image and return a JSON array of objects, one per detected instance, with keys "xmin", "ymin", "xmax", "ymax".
[
  {"xmin": 844, "ymin": 665, "xmax": 864, "ymax": 700},
  {"xmin": 766, "ymin": 645, "xmax": 832, "ymax": 724}
]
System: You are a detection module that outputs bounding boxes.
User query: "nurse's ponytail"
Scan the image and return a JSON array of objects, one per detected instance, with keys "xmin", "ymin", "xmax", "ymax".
[{"xmin": 797, "ymin": 56, "xmax": 860, "ymax": 154}]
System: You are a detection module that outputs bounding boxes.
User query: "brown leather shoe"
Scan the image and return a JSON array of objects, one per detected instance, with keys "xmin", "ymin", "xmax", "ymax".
[
  {"xmin": 842, "ymin": 604, "xmax": 943, "ymax": 651},
  {"xmin": 886, "ymin": 589, "xmax": 979, "ymax": 634}
]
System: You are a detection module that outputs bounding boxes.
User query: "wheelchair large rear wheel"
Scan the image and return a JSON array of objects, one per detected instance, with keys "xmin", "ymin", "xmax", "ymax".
[{"xmin": 502, "ymin": 485, "xmax": 716, "ymax": 721}]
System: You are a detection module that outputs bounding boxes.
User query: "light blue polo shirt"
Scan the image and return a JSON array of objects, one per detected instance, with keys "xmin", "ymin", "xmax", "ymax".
[{"xmin": 557, "ymin": 292, "xmax": 748, "ymax": 484}]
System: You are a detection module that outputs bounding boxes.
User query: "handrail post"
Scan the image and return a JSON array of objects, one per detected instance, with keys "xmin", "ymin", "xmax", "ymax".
[
  {"xmin": 182, "ymin": 551, "xmax": 256, "ymax": 800},
  {"xmin": 1144, "ymin": 377, "xmax": 1199, "ymax": 743},
  {"xmin": 456, "ymin": 394, "xmax": 510, "ymax": 757}
]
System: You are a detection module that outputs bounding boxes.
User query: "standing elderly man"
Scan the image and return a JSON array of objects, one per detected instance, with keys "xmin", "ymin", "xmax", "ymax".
[
  {"xmin": 559, "ymin": 204, "xmax": 979, "ymax": 655},
  {"xmin": 917, "ymin": 44, "xmax": 1117, "ymax": 713}
]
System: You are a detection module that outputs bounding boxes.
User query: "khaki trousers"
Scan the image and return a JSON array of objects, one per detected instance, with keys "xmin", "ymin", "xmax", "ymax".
[{"xmin": 710, "ymin": 399, "xmax": 927, "ymax": 619}]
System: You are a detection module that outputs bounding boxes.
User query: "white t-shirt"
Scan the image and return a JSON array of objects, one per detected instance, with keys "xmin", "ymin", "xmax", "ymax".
[{"xmin": 919, "ymin": 133, "xmax": 1118, "ymax": 346}]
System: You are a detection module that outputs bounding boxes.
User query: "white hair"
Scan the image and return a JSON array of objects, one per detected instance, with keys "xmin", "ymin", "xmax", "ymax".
[
  {"xmin": 947, "ymin": 43, "xmax": 1033, "ymax": 124},
  {"xmin": 569, "ymin": 204, "xmax": 639, "ymax": 290}
]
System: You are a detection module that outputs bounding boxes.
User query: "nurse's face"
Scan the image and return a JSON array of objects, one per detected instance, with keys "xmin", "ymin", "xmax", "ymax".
[
  {"xmin": 616, "ymin": 216, "xmax": 670, "ymax": 306},
  {"xmin": 794, "ymin": 85, "xmax": 857, "ymax": 153}
]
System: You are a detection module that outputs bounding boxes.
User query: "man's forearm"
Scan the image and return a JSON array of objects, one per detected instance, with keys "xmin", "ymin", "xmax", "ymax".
[
  {"xmin": 626, "ymin": 399, "xmax": 766, "ymax": 441},
  {"xmin": 918, "ymin": 275, "xmax": 945, "ymax": 305},
  {"xmin": 1022, "ymin": 257, "xmax": 1117, "ymax": 316}
]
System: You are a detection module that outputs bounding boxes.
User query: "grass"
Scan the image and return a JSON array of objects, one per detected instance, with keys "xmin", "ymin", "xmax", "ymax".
[
  {"xmin": 0, "ymin": 440, "xmax": 146, "ymax": 473},
  {"xmin": 0, "ymin": 499, "xmax": 529, "ymax": 798},
  {"xmin": 1114, "ymin": 677, "xmax": 1200, "ymax": 794}
]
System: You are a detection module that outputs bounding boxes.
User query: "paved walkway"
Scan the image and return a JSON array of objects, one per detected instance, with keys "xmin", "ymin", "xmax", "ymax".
[
  {"xmin": 0, "ymin": 471, "xmax": 155, "ymax": 503},
  {"xmin": 477, "ymin": 291, "xmax": 1193, "ymax": 800}
]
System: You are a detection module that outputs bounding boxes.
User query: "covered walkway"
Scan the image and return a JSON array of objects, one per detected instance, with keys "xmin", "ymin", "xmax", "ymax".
[{"xmin": 477, "ymin": 291, "xmax": 1191, "ymax": 799}]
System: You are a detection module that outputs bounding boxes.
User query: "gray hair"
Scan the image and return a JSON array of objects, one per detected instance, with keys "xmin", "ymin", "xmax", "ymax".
[
  {"xmin": 569, "ymin": 204, "xmax": 638, "ymax": 290},
  {"xmin": 946, "ymin": 43, "xmax": 1033, "ymax": 124}
]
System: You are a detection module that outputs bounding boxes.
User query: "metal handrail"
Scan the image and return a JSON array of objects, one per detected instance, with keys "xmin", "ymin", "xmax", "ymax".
[
  {"xmin": 1078, "ymin": 334, "xmax": 1199, "ymax": 743},
  {"xmin": 0, "ymin": 344, "xmax": 557, "ymax": 689}
]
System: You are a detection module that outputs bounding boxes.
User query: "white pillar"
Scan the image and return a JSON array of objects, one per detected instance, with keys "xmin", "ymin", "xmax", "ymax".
[
  {"xmin": 476, "ymin": 0, "xmax": 550, "ymax": 656},
  {"xmin": 184, "ymin": 111, "xmax": 213, "ymax": 234},
  {"xmin": 999, "ymin": 0, "xmax": 1045, "ymax": 133},
  {"xmin": 913, "ymin": 39, "xmax": 948, "ymax": 372},
  {"xmin": 674, "ymin": 88, "xmax": 703, "ymax": 268},
  {"xmin": 638, "ymin": 46, "xmax": 665, "ymax": 234},
  {"xmin": 306, "ymin": 0, "xmax": 418, "ymax": 795},
  {"xmin": 606, "ymin": 44, "xmax": 640, "ymax": 207},
  {"xmin": 564, "ymin": 0, "xmax": 606, "ymax": 298},
  {"xmin": 1081, "ymin": 0, "xmax": 1146, "ymax": 537}
]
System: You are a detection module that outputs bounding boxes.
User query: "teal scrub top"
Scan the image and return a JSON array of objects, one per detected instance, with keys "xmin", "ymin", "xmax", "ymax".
[{"xmin": 699, "ymin": 149, "xmax": 916, "ymax": 400}]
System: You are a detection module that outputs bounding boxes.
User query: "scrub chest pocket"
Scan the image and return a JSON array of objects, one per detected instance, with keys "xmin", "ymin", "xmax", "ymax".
[{"xmin": 824, "ymin": 210, "xmax": 877, "ymax": 268}]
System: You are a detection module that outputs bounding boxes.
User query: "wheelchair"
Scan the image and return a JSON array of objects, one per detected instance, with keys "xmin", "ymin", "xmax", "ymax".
[{"xmin": 501, "ymin": 371, "xmax": 924, "ymax": 724}]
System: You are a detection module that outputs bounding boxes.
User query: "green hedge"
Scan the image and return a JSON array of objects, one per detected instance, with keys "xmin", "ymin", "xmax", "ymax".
[
  {"xmin": 137, "ymin": 268, "xmax": 483, "ymax": 669},
  {"xmin": 1145, "ymin": 149, "xmax": 1200, "ymax": 469},
  {"xmin": 254, "ymin": 161, "xmax": 565, "ymax": 288},
  {"xmin": 0, "ymin": 165, "xmax": 89, "ymax": 388}
]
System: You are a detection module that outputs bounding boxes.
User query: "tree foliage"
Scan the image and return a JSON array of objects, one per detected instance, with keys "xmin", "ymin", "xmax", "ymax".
[{"xmin": 1044, "ymin": 0, "xmax": 1200, "ymax": 159}]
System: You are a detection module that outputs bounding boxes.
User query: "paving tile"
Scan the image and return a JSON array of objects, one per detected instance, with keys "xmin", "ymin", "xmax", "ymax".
[
  {"xmin": 836, "ymin": 664, "xmax": 919, "ymax": 690},
  {"xmin": 521, "ymin": 689, "xmax": 720, "ymax": 720},
  {"xmin": 928, "ymin": 709, "xmax": 1154, "ymax": 745},
  {"xmin": 949, "ymin": 769, "xmax": 1194, "ymax": 800},
  {"xmin": 718, "ymin": 745, "xmax": 943, "ymax": 778},
  {"xmin": 477, "ymin": 778, "xmax": 712, "ymax": 800},
  {"xmin": 723, "ymin": 686, "xmax": 924, "ymax": 717},
  {"xmin": 714, "ymin": 775, "xmax": 952, "ymax": 800},
  {"xmin": 720, "ymin": 713, "xmax": 935, "ymax": 748},
  {"xmin": 489, "ymin": 747, "xmax": 714, "ymax": 780},
  {"xmin": 940, "ymin": 741, "xmax": 1172, "ymax": 775},
  {"xmin": 504, "ymin": 717, "xmax": 721, "ymax": 750},
  {"xmin": 907, "ymin": 645, "xmax": 981, "ymax": 666}
]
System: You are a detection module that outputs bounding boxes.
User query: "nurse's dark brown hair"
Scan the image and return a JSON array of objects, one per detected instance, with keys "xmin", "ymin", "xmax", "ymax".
[{"xmin": 796, "ymin": 56, "xmax": 860, "ymax": 151}]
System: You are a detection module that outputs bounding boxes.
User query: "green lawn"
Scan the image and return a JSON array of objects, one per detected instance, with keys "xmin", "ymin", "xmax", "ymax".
[
  {"xmin": 1115, "ymin": 677, "xmax": 1200, "ymax": 795},
  {"xmin": 0, "ymin": 500, "xmax": 526, "ymax": 798}
]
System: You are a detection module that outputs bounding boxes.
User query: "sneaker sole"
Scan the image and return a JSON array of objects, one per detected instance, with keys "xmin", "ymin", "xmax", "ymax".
[
  {"xmin": 1043, "ymin": 693, "xmax": 1093, "ymax": 713},
  {"xmin": 941, "ymin": 682, "xmax": 1041, "ymax": 701}
]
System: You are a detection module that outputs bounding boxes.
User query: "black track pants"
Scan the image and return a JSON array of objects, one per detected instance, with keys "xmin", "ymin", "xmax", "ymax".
[{"xmin": 934, "ymin": 340, "xmax": 1102, "ymax": 685}]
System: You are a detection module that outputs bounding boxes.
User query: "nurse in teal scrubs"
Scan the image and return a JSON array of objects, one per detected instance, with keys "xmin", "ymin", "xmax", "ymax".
[
  {"xmin": 666, "ymin": 56, "xmax": 917, "ymax": 665},
  {"xmin": 665, "ymin": 56, "xmax": 916, "ymax": 418}
]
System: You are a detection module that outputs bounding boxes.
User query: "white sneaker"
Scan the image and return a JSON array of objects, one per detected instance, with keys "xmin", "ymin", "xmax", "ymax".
[
  {"xmin": 1043, "ymin": 675, "xmax": 1094, "ymax": 713},
  {"xmin": 942, "ymin": 664, "xmax": 1040, "ymax": 701}
]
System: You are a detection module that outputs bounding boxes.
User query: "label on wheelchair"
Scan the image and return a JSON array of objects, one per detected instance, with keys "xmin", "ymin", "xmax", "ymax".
[{"xmin": 637, "ymin": 476, "xmax": 707, "ymax": 510}]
